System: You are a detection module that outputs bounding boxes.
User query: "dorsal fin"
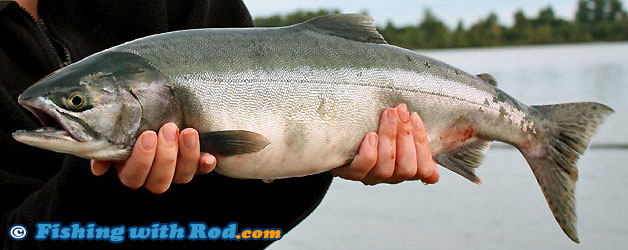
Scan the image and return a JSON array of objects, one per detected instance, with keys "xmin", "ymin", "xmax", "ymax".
[
  {"xmin": 477, "ymin": 73, "xmax": 497, "ymax": 86},
  {"xmin": 300, "ymin": 14, "xmax": 387, "ymax": 44}
]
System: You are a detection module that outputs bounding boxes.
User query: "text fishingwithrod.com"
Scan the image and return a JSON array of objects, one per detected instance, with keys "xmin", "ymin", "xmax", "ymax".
[{"xmin": 8, "ymin": 222, "xmax": 282, "ymax": 243}]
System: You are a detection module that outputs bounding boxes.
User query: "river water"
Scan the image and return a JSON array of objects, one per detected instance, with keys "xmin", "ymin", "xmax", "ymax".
[{"xmin": 269, "ymin": 42, "xmax": 628, "ymax": 250}]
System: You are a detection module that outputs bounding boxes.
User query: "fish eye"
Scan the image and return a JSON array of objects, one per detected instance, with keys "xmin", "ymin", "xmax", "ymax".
[{"xmin": 67, "ymin": 92, "xmax": 87, "ymax": 110}]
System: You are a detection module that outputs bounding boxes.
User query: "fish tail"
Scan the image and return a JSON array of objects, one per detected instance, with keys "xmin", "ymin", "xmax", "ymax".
[{"xmin": 519, "ymin": 102, "xmax": 613, "ymax": 243}]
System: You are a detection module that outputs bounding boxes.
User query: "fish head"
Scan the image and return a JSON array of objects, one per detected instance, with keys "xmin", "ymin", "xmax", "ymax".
[{"xmin": 13, "ymin": 51, "xmax": 178, "ymax": 160}]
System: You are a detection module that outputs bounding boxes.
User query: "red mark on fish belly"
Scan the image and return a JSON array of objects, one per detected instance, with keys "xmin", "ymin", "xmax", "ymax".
[
  {"xmin": 440, "ymin": 124, "xmax": 474, "ymax": 147},
  {"xmin": 462, "ymin": 126, "xmax": 474, "ymax": 141}
]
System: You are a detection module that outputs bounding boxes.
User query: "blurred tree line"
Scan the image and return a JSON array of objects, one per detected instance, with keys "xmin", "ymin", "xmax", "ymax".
[{"xmin": 253, "ymin": 0, "xmax": 628, "ymax": 49}]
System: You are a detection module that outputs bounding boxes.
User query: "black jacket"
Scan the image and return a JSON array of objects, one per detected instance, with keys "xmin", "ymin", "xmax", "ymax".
[{"xmin": 0, "ymin": 0, "xmax": 332, "ymax": 249}]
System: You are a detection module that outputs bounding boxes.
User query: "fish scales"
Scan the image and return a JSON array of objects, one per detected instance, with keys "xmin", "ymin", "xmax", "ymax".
[{"xmin": 113, "ymin": 25, "xmax": 528, "ymax": 178}]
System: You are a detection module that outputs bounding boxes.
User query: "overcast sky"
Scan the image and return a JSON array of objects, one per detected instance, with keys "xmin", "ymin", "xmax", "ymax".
[{"xmin": 243, "ymin": 0, "xmax": 580, "ymax": 28}]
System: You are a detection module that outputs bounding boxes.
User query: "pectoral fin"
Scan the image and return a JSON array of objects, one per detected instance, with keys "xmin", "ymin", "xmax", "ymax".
[{"xmin": 199, "ymin": 130, "xmax": 270, "ymax": 156}]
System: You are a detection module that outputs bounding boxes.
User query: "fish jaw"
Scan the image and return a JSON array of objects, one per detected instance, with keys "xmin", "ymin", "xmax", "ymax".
[{"xmin": 12, "ymin": 128, "xmax": 130, "ymax": 160}]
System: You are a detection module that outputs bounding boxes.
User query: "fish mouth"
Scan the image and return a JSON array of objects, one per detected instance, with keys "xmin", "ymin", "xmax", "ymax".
[
  {"xmin": 15, "ymin": 96, "xmax": 87, "ymax": 143},
  {"xmin": 13, "ymin": 96, "xmax": 130, "ymax": 160}
]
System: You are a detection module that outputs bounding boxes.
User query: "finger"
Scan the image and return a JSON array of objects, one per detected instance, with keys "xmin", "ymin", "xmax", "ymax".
[
  {"xmin": 91, "ymin": 160, "xmax": 110, "ymax": 176},
  {"xmin": 431, "ymin": 162, "xmax": 440, "ymax": 183},
  {"xmin": 329, "ymin": 132, "xmax": 378, "ymax": 180},
  {"xmin": 197, "ymin": 153, "xmax": 216, "ymax": 174},
  {"xmin": 363, "ymin": 108, "xmax": 397, "ymax": 185},
  {"xmin": 173, "ymin": 128, "xmax": 201, "ymax": 184},
  {"xmin": 117, "ymin": 131, "xmax": 157, "ymax": 190},
  {"xmin": 386, "ymin": 104, "xmax": 418, "ymax": 184},
  {"xmin": 262, "ymin": 179, "xmax": 274, "ymax": 183},
  {"xmin": 145, "ymin": 123, "xmax": 179, "ymax": 194},
  {"xmin": 422, "ymin": 167, "xmax": 440, "ymax": 184},
  {"xmin": 409, "ymin": 112, "xmax": 437, "ymax": 181}
]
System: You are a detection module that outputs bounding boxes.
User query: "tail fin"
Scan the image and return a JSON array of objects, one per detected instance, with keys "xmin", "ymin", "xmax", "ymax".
[{"xmin": 521, "ymin": 102, "xmax": 613, "ymax": 243}]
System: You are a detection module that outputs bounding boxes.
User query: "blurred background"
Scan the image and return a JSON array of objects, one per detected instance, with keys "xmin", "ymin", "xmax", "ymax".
[
  {"xmin": 243, "ymin": 1, "xmax": 628, "ymax": 249},
  {"xmin": 247, "ymin": 0, "xmax": 628, "ymax": 49}
]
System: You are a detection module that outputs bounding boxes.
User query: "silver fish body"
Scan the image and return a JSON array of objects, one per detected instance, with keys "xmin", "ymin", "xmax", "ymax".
[
  {"xmin": 12, "ymin": 14, "xmax": 613, "ymax": 243},
  {"xmin": 111, "ymin": 21, "xmax": 533, "ymax": 179}
]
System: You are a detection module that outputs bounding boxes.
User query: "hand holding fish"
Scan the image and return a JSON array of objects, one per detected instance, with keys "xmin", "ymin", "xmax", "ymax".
[
  {"xmin": 331, "ymin": 104, "xmax": 439, "ymax": 185},
  {"xmin": 90, "ymin": 123, "xmax": 216, "ymax": 194}
]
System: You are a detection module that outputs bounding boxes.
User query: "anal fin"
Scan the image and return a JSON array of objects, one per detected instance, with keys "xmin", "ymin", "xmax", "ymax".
[
  {"xmin": 199, "ymin": 130, "xmax": 270, "ymax": 156},
  {"xmin": 435, "ymin": 139, "xmax": 492, "ymax": 184}
]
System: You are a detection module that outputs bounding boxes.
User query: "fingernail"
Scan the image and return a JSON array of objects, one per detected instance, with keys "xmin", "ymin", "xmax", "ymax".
[
  {"xmin": 369, "ymin": 133, "xmax": 378, "ymax": 147},
  {"xmin": 183, "ymin": 130, "xmax": 197, "ymax": 148},
  {"xmin": 163, "ymin": 124, "xmax": 178, "ymax": 143},
  {"xmin": 202, "ymin": 156, "xmax": 215, "ymax": 168},
  {"xmin": 398, "ymin": 104, "xmax": 409, "ymax": 123},
  {"xmin": 388, "ymin": 108, "xmax": 397, "ymax": 125},
  {"xmin": 410, "ymin": 112, "xmax": 424, "ymax": 130},
  {"xmin": 142, "ymin": 132, "xmax": 156, "ymax": 151}
]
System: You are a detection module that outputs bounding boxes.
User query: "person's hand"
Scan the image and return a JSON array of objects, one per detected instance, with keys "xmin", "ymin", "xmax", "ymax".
[
  {"xmin": 90, "ymin": 123, "xmax": 216, "ymax": 194},
  {"xmin": 330, "ymin": 104, "xmax": 440, "ymax": 185}
]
